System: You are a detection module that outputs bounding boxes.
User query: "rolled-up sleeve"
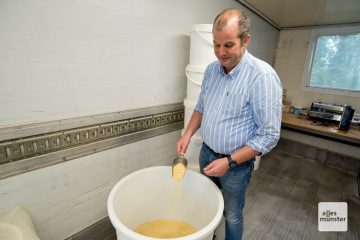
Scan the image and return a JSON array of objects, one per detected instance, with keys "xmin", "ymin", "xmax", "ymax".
[{"xmin": 247, "ymin": 72, "xmax": 282, "ymax": 155}]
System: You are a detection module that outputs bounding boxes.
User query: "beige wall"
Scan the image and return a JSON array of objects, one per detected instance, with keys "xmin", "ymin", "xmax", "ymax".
[{"xmin": 275, "ymin": 29, "xmax": 360, "ymax": 111}]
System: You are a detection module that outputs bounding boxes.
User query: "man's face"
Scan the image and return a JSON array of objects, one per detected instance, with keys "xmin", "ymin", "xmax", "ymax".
[{"xmin": 213, "ymin": 23, "xmax": 249, "ymax": 74}]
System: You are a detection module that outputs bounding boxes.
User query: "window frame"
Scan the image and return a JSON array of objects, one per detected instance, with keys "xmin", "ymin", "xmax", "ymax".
[{"xmin": 301, "ymin": 25, "xmax": 360, "ymax": 97}]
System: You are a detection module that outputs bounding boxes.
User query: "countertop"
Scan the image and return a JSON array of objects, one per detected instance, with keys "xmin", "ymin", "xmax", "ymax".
[{"xmin": 281, "ymin": 112, "xmax": 360, "ymax": 146}]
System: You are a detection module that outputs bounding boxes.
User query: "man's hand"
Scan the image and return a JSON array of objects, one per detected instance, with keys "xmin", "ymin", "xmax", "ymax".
[
  {"xmin": 203, "ymin": 157, "xmax": 229, "ymax": 177},
  {"xmin": 176, "ymin": 135, "xmax": 191, "ymax": 155}
]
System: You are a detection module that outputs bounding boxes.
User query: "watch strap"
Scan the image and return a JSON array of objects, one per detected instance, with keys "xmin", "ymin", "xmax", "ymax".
[{"xmin": 227, "ymin": 155, "xmax": 237, "ymax": 168}]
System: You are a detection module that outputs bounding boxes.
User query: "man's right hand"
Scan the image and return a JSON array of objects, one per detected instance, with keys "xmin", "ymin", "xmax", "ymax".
[
  {"xmin": 176, "ymin": 134, "xmax": 191, "ymax": 156},
  {"xmin": 176, "ymin": 111, "xmax": 202, "ymax": 155}
]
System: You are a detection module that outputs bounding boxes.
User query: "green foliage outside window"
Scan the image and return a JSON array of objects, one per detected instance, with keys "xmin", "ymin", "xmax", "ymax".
[{"xmin": 309, "ymin": 33, "xmax": 360, "ymax": 91}]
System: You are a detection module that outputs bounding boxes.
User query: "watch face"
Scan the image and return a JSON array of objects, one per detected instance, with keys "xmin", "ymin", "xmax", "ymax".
[
  {"xmin": 227, "ymin": 156, "xmax": 237, "ymax": 168},
  {"xmin": 230, "ymin": 161, "xmax": 237, "ymax": 168}
]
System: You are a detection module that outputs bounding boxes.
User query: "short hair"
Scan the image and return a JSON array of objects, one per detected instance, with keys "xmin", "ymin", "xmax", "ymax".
[{"xmin": 213, "ymin": 8, "xmax": 251, "ymax": 41}]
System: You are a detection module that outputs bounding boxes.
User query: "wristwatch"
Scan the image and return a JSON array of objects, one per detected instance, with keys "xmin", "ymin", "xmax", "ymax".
[{"xmin": 227, "ymin": 155, "xmax": 237, "ymax": 168}]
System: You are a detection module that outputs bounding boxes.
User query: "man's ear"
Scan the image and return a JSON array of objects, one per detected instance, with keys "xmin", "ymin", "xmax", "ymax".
[{"xmin": 242, "ymin": 34, "xmax": 251, "ymax": 48}]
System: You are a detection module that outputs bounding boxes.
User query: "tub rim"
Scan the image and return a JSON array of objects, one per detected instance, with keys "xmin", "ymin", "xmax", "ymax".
[{"xmin": 107, "ymin": 166, "xmax": 224, "ymax": 240}]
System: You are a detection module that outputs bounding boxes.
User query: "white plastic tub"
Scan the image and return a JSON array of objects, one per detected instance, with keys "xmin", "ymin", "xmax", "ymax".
[
  {"xmin": 254, "ymin": 156, "xmax": 261, "ymax": 170},
  {"xmin": 107, "ymin": 166, "xmax": 224, "ymax": 240},
  {"xmin": 185, "ymin": 64, "xmax": 205, "ymax": 103},
  {"xmin": 0, "ymin": 207, "xmax": 39, "ymax": 240},
  {"xmin": 183, "ymin": 98, "xmax": 201, "ymax": 139},
  {"xmin": 189, "ymin": 24, "xmax": 216, "ymax": 66},
  {"xmin": 184, "ymin": 135, "xmax": 203, "ymax": 171},
  {"xmin": 181, "ymin": 128, "xmax": 203, "ymax": 171},
  {"xmin": 183, "ymin": 98, "xmax": 197, "ymax": 127}
]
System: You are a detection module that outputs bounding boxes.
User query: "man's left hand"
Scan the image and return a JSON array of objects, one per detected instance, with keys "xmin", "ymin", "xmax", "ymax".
[{"xmin": 203, "ymin": 158, "xmax": 229, "ymax": 177}]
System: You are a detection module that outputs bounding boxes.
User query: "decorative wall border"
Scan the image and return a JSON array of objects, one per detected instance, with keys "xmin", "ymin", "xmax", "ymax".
[{"xmin": 0, "ymin": 103, "xmax": 184, "ymax": 179}]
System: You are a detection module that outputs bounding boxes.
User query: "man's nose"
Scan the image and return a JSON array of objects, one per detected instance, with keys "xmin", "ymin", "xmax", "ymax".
[{"xmin": 216, "ymin": 46, "xmax": 226, "ymax": 56}]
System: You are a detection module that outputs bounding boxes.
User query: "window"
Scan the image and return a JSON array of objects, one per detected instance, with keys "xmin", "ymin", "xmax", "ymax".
[{"xmin": 303, "ymin": 26, "xmax": 360, "ymax": 96}]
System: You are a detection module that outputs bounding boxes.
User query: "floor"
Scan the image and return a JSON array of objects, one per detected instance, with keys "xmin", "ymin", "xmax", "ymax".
[{"xmin": 234, "ymin": 149, "xmax": 360, "ymax": 240}]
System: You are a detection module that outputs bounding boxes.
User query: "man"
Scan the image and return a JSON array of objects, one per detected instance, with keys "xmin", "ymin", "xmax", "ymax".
[{"xmin": 176, "ymin": 8, "xmax": 282, "ymax": 240}]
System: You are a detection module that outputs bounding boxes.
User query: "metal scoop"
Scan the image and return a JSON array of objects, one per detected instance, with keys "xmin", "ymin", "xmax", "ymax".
[{"xmin": 172, "ymin": 155, "xmax": 188, "ymax": 181}]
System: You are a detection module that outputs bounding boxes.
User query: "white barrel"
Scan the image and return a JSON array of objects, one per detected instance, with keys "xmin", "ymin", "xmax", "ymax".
[
  {"xmin": 183, "ymin": 98, "xmax": 201, "ymax": 138},
  {"xmin": 189, "ymin": 24, "xmax": 216, "ymax": 66},
  {"xmin": 108, "ymin": 166, "xmax": 224, "ymax": 240},
  {"xmin": 184, "ymin": 135, "xmax": 203, "ymax": 171},
  {"xmin": 0, "ymin": 207, "xmax": 40, "ymax": 240},
  {"xmin": 185, "ymin": 64, "xmax": 205, "ymax": 103},
  {"xmin": 254, "ymin": 156, "xmax": 261, "ymax": 170},
  {"xmin": 181, "ymin": 97, "xmax": 203, "ymax": 171}
]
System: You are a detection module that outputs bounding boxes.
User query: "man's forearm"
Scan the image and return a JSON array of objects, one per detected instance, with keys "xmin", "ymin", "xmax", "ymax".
[
  {"xmin": 183, "ymin": 111, "xmax": 202, "ymax": 138},
  {"xmin": 230, "ymin": 146, "xmax": 260, "ymax": 164}
]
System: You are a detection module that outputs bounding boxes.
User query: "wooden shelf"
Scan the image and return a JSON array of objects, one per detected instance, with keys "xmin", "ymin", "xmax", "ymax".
[{"xmin": 281, "ymin": 112, "xmax": 360, "ymax": 146}]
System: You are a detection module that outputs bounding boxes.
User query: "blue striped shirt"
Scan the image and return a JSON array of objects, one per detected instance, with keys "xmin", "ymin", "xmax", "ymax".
[{"xmin": 195, "ymin": 50, "xmax": 282, "ymax": 155}]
